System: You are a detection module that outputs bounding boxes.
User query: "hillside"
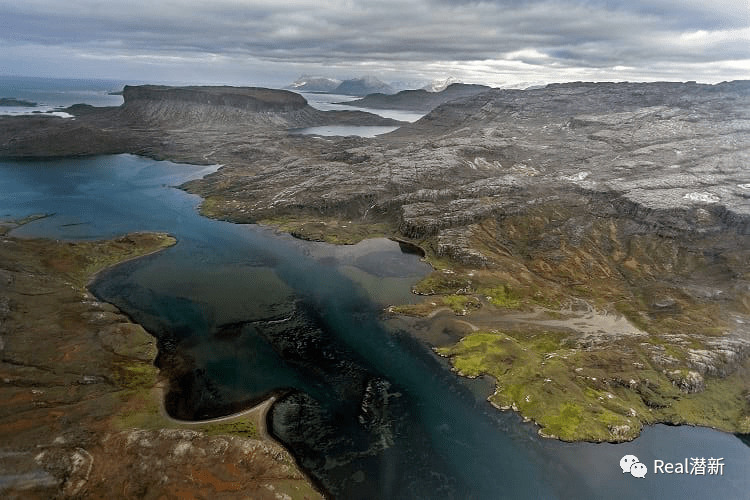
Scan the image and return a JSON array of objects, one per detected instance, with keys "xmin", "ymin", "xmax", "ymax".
[
  {"xmin": 179, "ymin": 80, "xmax": 750, "ymax": 441},
  {"xmin": 339, "ymin": 83, "xmax": 492, "ymax": 112}
]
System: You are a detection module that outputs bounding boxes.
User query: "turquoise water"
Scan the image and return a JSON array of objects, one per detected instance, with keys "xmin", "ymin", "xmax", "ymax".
[{"xmin": 2, "ymin": 154, "xmax": 749, "ymax": 499}]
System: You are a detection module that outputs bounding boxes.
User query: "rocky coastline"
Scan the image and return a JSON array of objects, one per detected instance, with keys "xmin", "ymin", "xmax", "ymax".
[{"xmin": 1, "ymin": 81, "xmax": 749, "ymax": 446}]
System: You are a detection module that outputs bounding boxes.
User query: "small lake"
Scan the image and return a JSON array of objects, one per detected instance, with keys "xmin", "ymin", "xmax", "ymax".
[
  {"xmin": 2, "ymin": 154, "xmax": 749, "ymax": 499},
  {"xmin": 302, "ymin": 91, "xmax": 426, "ymax": 123},
  {"xmin": 289, "ymin": 125, "xmax": 401, "ymax": 137},
  {"xmin": 291, "ymin": 91, "xmax": 425, "ymax": 137}
]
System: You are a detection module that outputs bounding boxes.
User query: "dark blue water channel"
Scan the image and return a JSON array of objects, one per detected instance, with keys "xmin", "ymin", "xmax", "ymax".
[{"xmin": 2, "ymin": 155, "xmax": 748, "ymax": 499}]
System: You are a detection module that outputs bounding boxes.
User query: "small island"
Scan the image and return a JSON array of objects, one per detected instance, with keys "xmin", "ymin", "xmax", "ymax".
[{"xmin": 0, "ymin": 97, "xmax": 37, "ymax": 107}]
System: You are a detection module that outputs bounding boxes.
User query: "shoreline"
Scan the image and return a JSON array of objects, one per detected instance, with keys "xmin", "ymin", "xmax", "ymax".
[
  {"xmin": 154, "ymin": 381, "xmax": 278, "ymax": 441},
  {"xmin": 70, "ymin": 182, "xmax": 750, "ymax": 446},
  {"xmin": 13, "ymin": 146, "xmax": 746, "ymax": 446},
  {"xmin": 411, "ymin": 299, "xmax": 750, "ymax": 442},
  {"xmin": 263, "ymin": 390, "xmax": 336, "ymax": 500},
  {"xmin": 84, "ymin": 232, "xmax": 178, "ymax": 287},
  {"xmin": 2, "ymin": 79, "xmax": 749, "ymax": 495}
]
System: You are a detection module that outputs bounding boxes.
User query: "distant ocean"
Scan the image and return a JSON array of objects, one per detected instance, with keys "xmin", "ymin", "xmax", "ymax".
[
  {"xmin": 0, "ymin": 75, "xmax": 127, "ymax": 116},
  {"xmin": 0, "ymin": 76, "xmax": 424, "ymax": 124}
]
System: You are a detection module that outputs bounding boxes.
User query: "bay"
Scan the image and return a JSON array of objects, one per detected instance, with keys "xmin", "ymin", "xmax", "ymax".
[{"xmin": 289, "ymin": 124, "xmax": 401, "ymax": 137}]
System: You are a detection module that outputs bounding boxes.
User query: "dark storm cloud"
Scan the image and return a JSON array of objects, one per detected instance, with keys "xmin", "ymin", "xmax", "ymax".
[{"xmin": 0, "ymin": 0, "xmax": 747, "ymax": 84}]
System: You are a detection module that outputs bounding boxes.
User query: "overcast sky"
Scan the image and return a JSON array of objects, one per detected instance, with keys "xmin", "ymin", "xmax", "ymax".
[{"xmin": 1, "ymin": 0, "xmax": 748, "ymax": 87}]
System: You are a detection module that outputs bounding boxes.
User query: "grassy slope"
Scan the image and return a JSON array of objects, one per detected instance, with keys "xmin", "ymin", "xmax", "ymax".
[
  {"xmin": 394, "ymin": 209, "xmax": 750, "ymax": 441},
  {"xmin": 437, "ymin": 329, "xmax": 750, "ymax": 441}
]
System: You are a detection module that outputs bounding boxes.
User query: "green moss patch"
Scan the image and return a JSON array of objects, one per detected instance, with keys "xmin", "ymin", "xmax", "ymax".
[
  {"xmin": 391, "ymin": 294, "xmax": 481, "ymax": 317},
  {"xmin": 261, "ymin": 214, "xmax": 391, "ymax": 244},
  {"xmin": 437, "ymin": 329, "xmax": 750, "ymax": 442},
  {"xmin": 411, "ymin": 271, "xmax": 474, "ymax": 295},
  {"xmin": 479, "ymin": 284, "xmax": 521, "ymax": 309},
  {"xmin": 197, "ymin": 196, "xmax": 228, "ymax": 218},
  {"xmin": 195, "ymin": 419, "xmax": 258, "ymax": 439}
]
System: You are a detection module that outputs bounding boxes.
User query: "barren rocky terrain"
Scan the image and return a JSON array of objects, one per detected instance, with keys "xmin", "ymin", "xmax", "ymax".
[{"xmin": 1, "ymin": 80, "xmax": 749, "ymax": 455}]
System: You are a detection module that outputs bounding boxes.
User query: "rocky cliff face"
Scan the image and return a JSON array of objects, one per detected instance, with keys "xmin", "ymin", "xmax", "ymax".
[
  {"xmin": 120, "ymin": 84, "xmax": 396, "ymax": 129},
  {"xmin": 123, "ymin": 85, "xmax": 309, "ymax": 111}
]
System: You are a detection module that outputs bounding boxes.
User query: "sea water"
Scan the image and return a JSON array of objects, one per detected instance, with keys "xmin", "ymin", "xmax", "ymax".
[
  {"xmin": 291, "ymin": 92, "xmax": 424, "ymax": 137},
  {"xmin": 0, "ymin": 75, "xmax": 126, "ymax": 116}
]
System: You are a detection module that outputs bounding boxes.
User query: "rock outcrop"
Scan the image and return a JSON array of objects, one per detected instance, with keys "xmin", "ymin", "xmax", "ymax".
[{"xmin": 123, "ymin": 85, "xmax": 309, "ymax": 112}]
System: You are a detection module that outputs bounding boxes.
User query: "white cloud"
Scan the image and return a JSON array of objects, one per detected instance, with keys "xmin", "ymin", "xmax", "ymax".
[{"xmin": 0, "ymin": 0, "xmax": 747, "ymax": 84}]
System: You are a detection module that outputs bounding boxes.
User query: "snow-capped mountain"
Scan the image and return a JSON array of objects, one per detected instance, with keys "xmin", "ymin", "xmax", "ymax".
[
  {"xmin": 286, "ymin": 75, "xmax": 342, "ymax": 93},
  {"xmin": 422, "ymin": 77, "xmax": 461, "ymax": 92}
]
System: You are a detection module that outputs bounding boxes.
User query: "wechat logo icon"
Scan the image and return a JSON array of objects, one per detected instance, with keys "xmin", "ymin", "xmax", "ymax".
[{"xmin": 620, "ymin": 455, "xmax": 647, "ymax": 478}]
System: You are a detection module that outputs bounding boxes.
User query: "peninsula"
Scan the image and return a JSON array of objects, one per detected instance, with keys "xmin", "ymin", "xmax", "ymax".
[{"xmin": 0, "ymin": 219, "xmax": 323, "ymax": 498}]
